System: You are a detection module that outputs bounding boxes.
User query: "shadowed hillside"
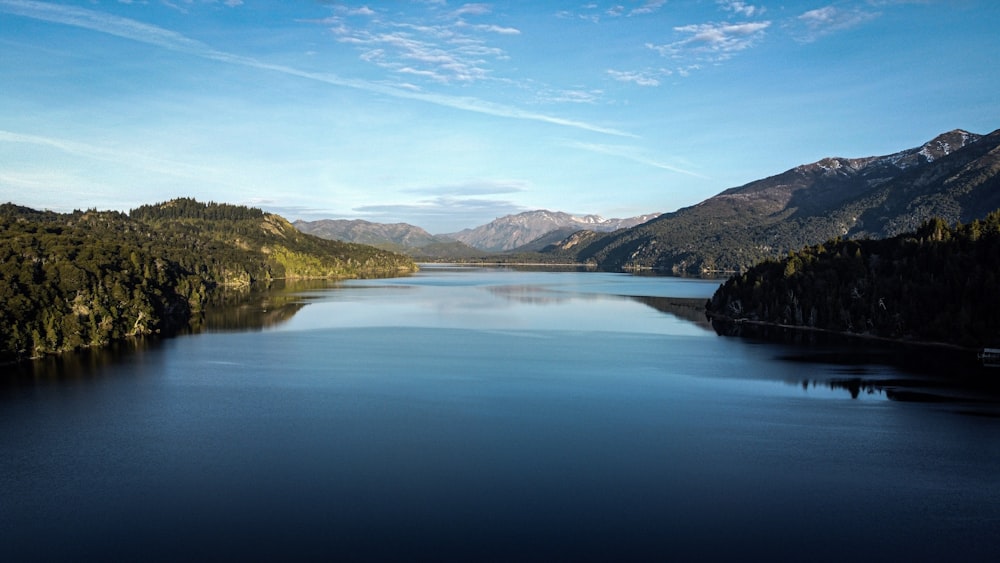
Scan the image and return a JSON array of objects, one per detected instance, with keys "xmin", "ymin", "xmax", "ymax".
[{"xmin": 544, "ymin": 129, "xmax": 1000, "ymax": 274}]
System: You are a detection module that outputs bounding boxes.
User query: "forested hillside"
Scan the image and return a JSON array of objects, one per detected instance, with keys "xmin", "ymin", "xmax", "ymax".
[
  {"xmin": 706, "ymin": 212, "xmax": 1000, "ymax": 348},
  {"xmin": 293, "ymin": 218, "xmax": 454, "ymax": 254},
  {"xmin": 0, "ymin": 199, "xmax": 416, "ymax": 361}
]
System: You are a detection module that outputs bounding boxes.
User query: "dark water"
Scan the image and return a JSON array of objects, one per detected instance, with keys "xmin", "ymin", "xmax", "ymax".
[{"xmin": 2, "ymin": 267, "xmax": 999, "ymax": 561}]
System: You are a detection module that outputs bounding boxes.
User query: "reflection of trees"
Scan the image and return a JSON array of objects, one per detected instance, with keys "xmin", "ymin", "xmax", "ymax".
[
  {"xmin": 485, "ymin": 286, "xmax": 716, "ymax": 331},
  {"xmin": 486, "ymin": 284, "xmax": 575, "ymax": 305},
  {"xmin": 822, "ymin": 378, "xmax": 884, "ymax": 399},
  {"xmin": 1, "ymin": 339, "xmax": 157, "ymax": 392},
  {"xmin": 1, "ymin": 281, "xmax": 323, "ymax": 394},
  {"xmin": 197, "ymin": 280, "xmax": 321, "ymax": 332},
  {"xmin": 632, "ymin": 296, "xmax": 713, "ymax": 330},
  {"xmin": 799, "ymin": 377, "xmax": 998, "ymax": 404}
]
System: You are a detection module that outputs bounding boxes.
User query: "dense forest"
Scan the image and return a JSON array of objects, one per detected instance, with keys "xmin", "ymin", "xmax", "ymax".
[
  {"xmin": 706, "ymin": 211, "xmax": 1000, "ymax": 348},
  {"xmin": 0, "ymin": 199, "xmax": 416, "ymax": 362}
]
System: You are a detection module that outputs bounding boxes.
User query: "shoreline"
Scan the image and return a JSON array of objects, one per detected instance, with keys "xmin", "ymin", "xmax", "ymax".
[{"xmin": 705, "ymin": 312, "xmax": 982, "ymax": 355}]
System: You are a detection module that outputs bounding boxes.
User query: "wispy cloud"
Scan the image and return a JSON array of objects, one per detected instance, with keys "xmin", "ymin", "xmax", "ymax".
[
  {"xmin": 343, "ymin": 5, "xmax": 375, "ymax": 17},
  {"xmin": 793, "ymin": 5, "xmax": 880, "ymax": 43},
  {"xmin": 566, "ymin": 141, "xmax": 709, "ymax": 178},
  {"xmin": 607, "ymin": 69, "xmax": 662, "ymax": 87},
  {"xmin": 1, "ymin": 0, "xmax": 212, "ymax": 54},
  {"xmin": 159, "ymin": 0, "xmax": 245, "ymax": 14},
  {"xmin": 332, "ymin": 25, "xmax": 498, "ymax": 84},
  {"xmin": 717, "ymin": 1, "xmax": 764, "ymax": 18},
  {"xmin": 0, "ymin": 0, "xmax": 631, "ymax": 137},
  {"xmin": 323, "ymin": 2, "xmax": 520, "ymax": 85},
  {"xmin": 449, "ymin": 3, "xmax": 492, "ymax": 18},
  {"xmin": 535, "ymin": 87, "xmax": 604, "ymax": 104},
  {"xmin": 629, "ymin": 0, "xmax": 666, "ymax": 16},
  {"xmin": 462, "ymin": 23, "xmax": 521, "ymax": 35},
  {"xmin": 648, "ymin": 21, "xmax": 771, "ymax": 62},
  {"xmin": 0, "ymin": 129, "xmax": 222, "ymax": 180},
  {"xmin": 403, "ymin": 179, "xmax": 529, "ymax": 196},
  {"xmin": 557, "ymin": 1, "xmax": 666, "ymax": 22}
]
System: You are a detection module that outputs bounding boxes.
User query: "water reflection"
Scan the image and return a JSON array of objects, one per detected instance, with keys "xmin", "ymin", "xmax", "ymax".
[
  {"xmin": 195, "ymin": 279, "xmax": 333, "ymax": 332},
  {"xmin": 778, "ymin": 346, "xmax": 1000, "ymax": 408},
  {"xmin": 485, "ymin": 283, "xmax": 572, "ymax": 305},
  {"xmin": 633, "ymin": 296, "xmax": 713, "ymax": 330},
  {"xmin": 6, "ymin": 269, "xmax": 998, "ymax": 411},
  {"xmin": 1, "ymin": 339, "xmax": 157, "ymax": 393},
  {"xmin": 0, "ymin": 280, "xmax": 326, "ymax": 394},
  {"xmin": 811, "ymin": 378, "xmax": 886, "ymax": 399}
]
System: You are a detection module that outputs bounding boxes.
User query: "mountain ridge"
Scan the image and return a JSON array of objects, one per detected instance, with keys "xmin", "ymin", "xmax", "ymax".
[
  {"xmin": 444, "ymin": 210, "xmax": 661, "ymax": 252},
  {"xmin": 295, "ymin": 210, "xmax": 661, "ymax": 255},
  {"xmin": 542, "ymin": 128, "xmax": 1000, "ymax": 274},
  {"xmin": 292, "ymin": 128, "xmax": 998, "ymax": 268}
]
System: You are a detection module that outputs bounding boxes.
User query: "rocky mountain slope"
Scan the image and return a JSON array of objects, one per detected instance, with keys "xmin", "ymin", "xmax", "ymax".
[
  {"xmin": 295, "ymin": 211, "xmax": 660, "ymax": 257},
  {"xmin": 444, "ymin": 210, "xmax": 661, "ymax": 252},
  {"xmin": 545, "ymin": 128, "xmax": 1000, "ymax": 274}
]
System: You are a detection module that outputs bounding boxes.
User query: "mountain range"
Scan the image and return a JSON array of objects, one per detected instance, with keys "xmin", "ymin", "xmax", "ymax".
[
  {"xmin": 445, "ymin": 211, "xmax": 661, "ymax": 252},
  {"xmin": 551, "ymin": 128, "xmax": 1000, "ymax": 274},
  {"xmin": 294, "ymin": 211, "xmax": 661, "ymax": 254},
  {"xmin": 295, "ymin": 127, "xmax": 1000, "ymax": 273}
]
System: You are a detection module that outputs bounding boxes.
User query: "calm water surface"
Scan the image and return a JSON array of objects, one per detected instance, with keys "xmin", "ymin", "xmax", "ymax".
[{"xmin": 2, "ymin": 267, "xmax": 999, "ymax": 561}]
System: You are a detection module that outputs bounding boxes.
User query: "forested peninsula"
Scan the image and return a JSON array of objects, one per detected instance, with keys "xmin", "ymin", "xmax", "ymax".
[
  {"xmin": 706, "ymin": 211, "xmax": 1000, "ymax": 350},
  {"xmin": 0, "ymin": 198, "xmax": 416, "ymax": 362}
]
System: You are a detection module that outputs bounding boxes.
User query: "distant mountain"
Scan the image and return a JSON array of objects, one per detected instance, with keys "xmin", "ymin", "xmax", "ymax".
[
  {"xmin": 445, "ymin": 210, "xmax": 661, "ymax": 252},
  {"xmin": 292, "ymin": 218, "xmax": 484, "ymax": 259},
  {"xmin": 294, "ymin": 212, "xmax": 660, "ymax": 258},
  {"xmin": 545, "ymin": 128, "xmax": 1000, "ymax": 274},
  {"xmin": 293, "ymin": 219, "xmax": 442, "ymax": 251}
]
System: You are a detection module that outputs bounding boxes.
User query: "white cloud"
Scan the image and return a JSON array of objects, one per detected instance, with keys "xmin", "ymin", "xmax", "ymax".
[
  {"xmin": 327, "ymin": 7, "xmax": 519, "ymax": 84},
  {"xmin": 536, "ymin": 87, "xmax": 604, "ymax": 104},
  {"xmin": 717, "ymin": 1, "xmax": 763, "ymax": 18},
  {"xmin": 575, "ymin": 0, "xmax": 666, "ymax": 19},
  {"xmin": 795, "ymin": 5, "xmax": 879, "ymax": 42},
  {"xmin": 449, "ymin": 3, "xmax": 492, "ymax": 18},
  {"xmin": 0, "ymin": 0, "xmax": 210, "ymax": 53},
  {"xmin": 0, "ymin": 0, "xmax": 634, "ymax": 137},
  {"xmin": 467, "ymin": 23, "xmax": 521, "ymax": 35},
  {"xmin": 648, "ymin": 21, "xmax": 771, "ymax": 62},
  {"xmin": 607, "ymin": 69, "xmax": 661, "ymax": 87},
  {"xmin": 565, "ymin": 141, "xmax": 708, "ymax": 178},
  {"xmin": 630, "ymin": 0, "xmax": 667, "ymax": 16},
  {"xmin": 347, "ymin": 6, "xmax": 375, "ymax": 17}
]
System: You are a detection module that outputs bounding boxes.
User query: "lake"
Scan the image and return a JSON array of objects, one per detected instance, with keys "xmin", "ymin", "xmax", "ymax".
[{"xmin": 2, "ymin": 266, "xmax": 999, "ymax": 561}]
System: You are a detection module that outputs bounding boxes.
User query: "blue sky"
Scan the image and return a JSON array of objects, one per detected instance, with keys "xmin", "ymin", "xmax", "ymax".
[{"xmin": 1, "ymin": 0, "xmax": 997, "ymax": 233}]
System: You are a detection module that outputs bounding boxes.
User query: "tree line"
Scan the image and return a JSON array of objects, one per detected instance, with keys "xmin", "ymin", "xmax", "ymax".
[
  {"xmin": 706, "ymin": 211, "xmax": 1000, "ymax": 348},
  {"xmin": 0, "ymin": 200, "xmax": 416, "ymax": 362}
]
